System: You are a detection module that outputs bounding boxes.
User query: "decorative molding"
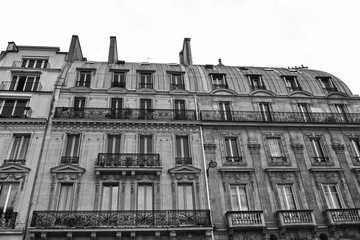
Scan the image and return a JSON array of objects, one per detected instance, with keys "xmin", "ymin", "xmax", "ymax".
[
  {"xmin": 291, "ymin": 144, "xmax": 304, "ymax": 153},
  {"xmin": 248, "ymin": 143, "xmax": 261, "ymax": 153},
  {"xmin": 204, "ymin": 143, "xmax": 216, "ymax": 153},
  {"xmin": 332, "ymin": 143, "xmax": 345, "ymax": 153}
]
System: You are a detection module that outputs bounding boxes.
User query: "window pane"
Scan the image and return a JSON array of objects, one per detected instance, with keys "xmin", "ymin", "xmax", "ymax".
[
  {"xmin": 268, "ymin": 138, "xmax": 282, "ymax": 157},
  {"xmin": 178, "ymin": 184, "xmax": 193, "ymax": 210},
  {"xmin": 58, "ymin": 184, "xmax": 73, "ymax": 210},
  {"xmin": 137, "ymin": 185, "xmax": 153, "ymax": 210},
  {"xmin": 102, "ymin": 185, "xmax": 110, "ymax": 210}
]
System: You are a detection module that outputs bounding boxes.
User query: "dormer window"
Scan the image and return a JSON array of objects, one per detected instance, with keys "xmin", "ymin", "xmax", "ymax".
[
  {"xmin": 284, "ymin": 76, "xmax": 302, "ymax": 92},
  {"xmin": 170, "ymin": 73, "xmax": 185, "ymax": 90},
  {"xmin": 139, "ymin": 73, "xmax": 153, "ymax": 89},
  {"xmin": 20, "ymin": 58, "xmax": 49, "ymax": 69},
  {"xmin": 112, "ymin": 72, "xmax": 126, "ymax": 88},
  {"xmin": 211, "ymin": 74, "xmax": 228, "ymax": 89},
  {"xmin": 248, "ymin": 75, "xmax": 266, "ymax": 91},
  {"xmin": 76, "ymin": 71, "xmax": 91, "ymax": 87},
  {"xmin": 317, "ymin": 77, "xmax": 338, "ymax": 93}
]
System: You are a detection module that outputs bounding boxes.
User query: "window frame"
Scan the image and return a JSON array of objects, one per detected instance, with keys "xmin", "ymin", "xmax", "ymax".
[
  {"xmin": 9, "ymin": 74, "xmax": 41, "ymax": 92},
  {"xmin": 139, "ymin": 72, "xmax": 153, "ymax": 89},
  {"xmin": 139, "ymin": 135, "xmax": 153, "ymax": 154},
  {"xmin": 219, "ymin": 101, "xmax": 232, "ymax": 121},
  {"xmin": 175, "ymin": 135, "xmax": 191, "ymax": 164},
  {"xmin": 0, "ymin": 99, "xmax": 30, "ymax": 118},
  {"xmin": 170, "ymin": 73, "xmax": 185, "ymax": 90},
  {"xmin": 276, "ymin": 184, "xmax": 299, "ymax": 210},
  {"xmin": 210, "ymin": 73, "xmax": 228, "ymax": 89},
  {"xmin": 0, "ymin": 182, "xmax": 20, "ymax": 211},
  {"xmin": 56, "ymin": 182, "xmax": 75, "ymax": 211},
  {"xmin": 229, "ymin": 185, "xmax": 250, "ymax": 211},
  {"xmin": 224, "ymin": 137, "xmax": 242, "ymax": 163},
  {"xmin": 8, "ymin": 134, "xmax": 31, "ymax": 161},
  {"xmin": 322, "ymin": 184, "xmax": 345, "ymax": 209},
  {"xmin": 137, "ymin": 183, "xmax": 154, "ymax": 210},
  {"xmin": 177, "ymin": 183, "xmax": 195, "ymax": 210},
  {"xmin": 309, "ymin": 138, "xmax": 329, "ymax": 164},
  {"xmin": 21, "ymin": 58, "xmax": 48, "ymax": 69},
  {"xmin": 317, "ymin": 77, "xmax": 338, "ymax": 93},
  {"xmin": 112, "ymin": 72, "xmax": 126, "ymax": 88},
  {"xmin": 284, "ymin": 76, "xmax": 301, "ymax": 92},
  {"xmin": 248, "ymin": 75, "xmax": 266, "ymax": 91},
  {"xmin": 76, "ymin": 71, "xmax": 92, "ymax": 88},
  {"xmin": 107, "ymin": 134, "xmax": 121, "ymax": 154},
  {"xmin": 64, "ymin": 134, "xmax": 81, "ymax": 157},
  {"xmin": 101, "ymin": 183, "xmax": 120, "ymax": 210}
]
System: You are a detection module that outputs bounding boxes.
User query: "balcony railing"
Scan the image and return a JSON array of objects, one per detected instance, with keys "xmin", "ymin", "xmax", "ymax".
[
  {"xmin": 0, "ymin": 107, "xmax": 31, "ymax": 118},
  {"xmin": 312, "ymin": 157, "xmax": 331, "ymax": 165},
  {"xmin": 0, "ymin": 210, "xmax": 17, "ymax": 229},
  {"xmin": 277, "ymin": 210, "xmax": 316, "ymax": 227},
  {"xmin": 3, "ymin": 159, "xmax": 26, "ymax": 165},
  {"xmin": 97, "ymin": 153, "xmax": 160, "ymax": 168},
  {"xmin": 54, "ymin": 107, "xmax": 196, "ymax": 121},
  {"xmin": 138, "ymin": 83, "xmax": 153, "ymax": 89},
  {"xmin": 269, "ymin": 156, "xmax": 288, "ymax": 165},
  {"xmin": 170, "ymin": 83, "xmax": 185, "ymax": 90},
  {"xmin": 175, "ymin": 157, "xmax": 192, "ymax": 165},
  {"xmin": 111, "ymin": 82, "xmax": 126, "ymax": 88},
  {"xmin": 226, "ymin": 211, "xmax": 265, "ymax": 228},
  {"xmin": 75, "ymin": 81, "xmax": 91, "ymax": 88},
  {"xmin": 13, "ymin": 61, "xmax": 50, "ymax": 69},
  {"xmin": 31, "ymin": 210, "xmax": 211, "ymax": 228},
  {"xmin": 200, "ymin": 110, "xmax": 360, "ymax": 124},
  {"xmin": 212, "ymin": 84, "xmax": 228, "ymax": 89},
  {"xmin": 0, "ymin": 81, "xmax": 42, "ymax": 92},
  {"xmin": 61, "ymin": 156, "xmax": 79, "ymax": 164},
  {"xmin": 325, "ymin": 208, "xmax": 360, "ymax": 226},
  {"xmin": 226, "ymin": 156, "xmax": 243, "ymax": 163}
]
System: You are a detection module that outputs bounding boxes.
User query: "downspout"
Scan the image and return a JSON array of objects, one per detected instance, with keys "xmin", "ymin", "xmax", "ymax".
[{"xmin": 23, "ymin": 61, "xmax": 70, "ymax": 240}]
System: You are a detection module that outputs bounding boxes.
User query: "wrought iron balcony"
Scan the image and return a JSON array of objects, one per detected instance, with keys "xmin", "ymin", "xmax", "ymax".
[
  {"xmin": 225, "ymin": 156, "xmax": 243, "ymax": 163},
  {"xmin": 0, "ymin": 107, "xmax": 31, "ymax": 118},
  {"xmin": 111, "ymin": 82, "xmax": 126, "ymax": 88},
  {"xmin": 13, "ymin": 61, "xmax": 50, "ymax": 69},
  {"xmin": 226, "ymin": 211, "xmax": 265, "ymax": 228},
  {"xmin": 212, "ymin": 84, "xmax": 229, "ymax": 89},
  {"xmin": 0, "ymin": 210, "xmax": 17, "ymax": 229},
  {"xmin": 31, "ymin": 210, "xmax": 211, "ymax": 228},
  {"xmin": 170, "ymin": 83, "xmax": 185, "ymax": 90},
  {"xmin": 325, "ymin": 208, "xmax": 360, "ymax": 226},
  {"xmin": 277, "ymin": 210, "xmax": 316, "ymax": 228},
  {"xmin": 75, "ymin": 80, "xmax": 91, "ymax": 88},
  {"xmin": 200, "ymin": 110, "xmax": 360, "ymax": 124},
  {"xmin": 3, "ymin": 159, "xmax": 25, "ymax": 165},
  {"xmin": 61, "ymin": 156, "xmax": 79, "ymax": 164},
  {"xmin": 175, "ymin": 157, "xmax": 192, "ymax": 165},
  {"xmin": 54, "ymin": 107, "xmax": 196, "ymax": 121},
  {"xmin": 0, "ymin": 81, "xmax": 42, "ymax": 92},
  {"xmin": 138, "ymin": 83, "xmax": 153, "ymax": 89},
  {"xmin": 97, "ymin": 153, "xmax": 161, "ymax": 168},
  {"xmin": 312, "ymin": 157, "xmax": 331, "ymax": 165}
]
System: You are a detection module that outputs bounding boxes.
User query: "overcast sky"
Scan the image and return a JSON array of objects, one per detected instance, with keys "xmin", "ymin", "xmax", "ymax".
[{"xmin": 2, "ymin": 0, "xmax": 360, "ymax": 94}]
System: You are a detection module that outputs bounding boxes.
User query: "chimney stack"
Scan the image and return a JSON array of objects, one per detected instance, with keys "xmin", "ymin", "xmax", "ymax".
[
  {"xmin": 6, "ymin": 42, "xmax": 18, "ymax": 52},
  {"xmin": 67, "ymin": 35, "xmax": 84, "ymax": 61},
  {"xmin": 179, "ymin": 38, "xmax": 193, "ymax": 65},
  {"xmin": 108, "ymin": 36, "xmax": 118, "ymax": 63}
]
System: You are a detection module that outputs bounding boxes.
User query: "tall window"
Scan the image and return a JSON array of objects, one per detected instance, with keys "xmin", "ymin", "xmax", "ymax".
[
  {"xmin": 335, "ymin": 104, "xmax": 348, "ymax": 122},
  {"xmin": 277, "ymin": 185, "xmax": 297, "ymax": 210},
  {"xmin": 139, "ymin": 73, "xmax": 153, "ymax": 89},
  {"xmin": 350, "ymin": 139, "xmax": 360, "ymax": 162},
  {"xmin": 225, "ymin": 137, "xmax": 241, "ymax": 162},
  {"xmin": 171, "ymin": 74, "xmax": 185, "ymax": 90},
  {"xmin": 10, "ymin": 75, "xmax": 40, "ymax": 91},
  {"xmin": 259, "ymin": 102, "xmax": 272, "ymax": 121},
  {"xmin": 310, "ymin": 138, "xmax": 327, "ymax": 163},
  {"xmin": 284, "ymin": 76, "xmax": 301, "ymax": 92},
  {"xmin": 112, "ymin": 72, "xmax": 126, "ymax": 88},
  {"xmin": 298, "ymin": 103, "xmax": 310, "ymax": 122},
  {"xmin": 249, "ymin": 75, "xmax": 266, "ymax": 90},
  {"xmin": 9, "ymin": 134, "xmax": 30, "ymax": 160},
  {"xmin": 107, "ymin": 135, "xmax": 121, "ymax": 154},
  {"xmin": 110, "ymin": 98, "xmax": 123, "ymax": 119},
  {"xmin": 174, "ymin": 100, "xmax": 186, "ymax": 120},
  {"xmin": 219, "ymin": 102, "xmax": 231, "ymax": 121},
  {"xmin": 230, "ymin": 185, "xmax": 249, "ymax": 211},
  {"xmin": 101, "ymin": 184, "xmax": 119, "ymax": 210},
  {"xmin": 318, "ymin": 77, "xmax": 337, "ymax": 93},
  {"xmin": 322, "ymin": 184, "xmax": 344, "ymax": 209},
  {"xmin": 140, "ymin": 99, "xmax": 152, "ymax": 119},
  {"xmin": 21, "ymin": 59, "xmax": 48, "ymax": 68},
  {"xmin": 211, "ymin": 74, "xmax": 228, "ymax": 89},
  {"xmin": 176, "ymin": 136, "xmax": 190, "ymax": 164},
  {"xmin": 178, "ymin": 184, "xmax": 194, "ymax": 210},
  {"xmin": 140, "ymin": 135, "xmax": 152, "ymax": 154},
  {"xmin": 76, "ymin": 71, "xmax": 91, "ymax": 87},
  {"xmin": 0, "ymin": 183, "xmax": 19, "ymax": 211},
  {"xmin": 137, "ymin": 184, "xmax": 153, "ymax": 210},
  {"xmin": 74, "ymin": 97, "xmax": 85, "ymax": 109},
  {"xmin": 0, "ymin": 99, "xmax": 29, "ymax": 118},
  {"xmin": 65, "ymin": 134, "xmax": 80, "ymax": 157},
  {"xmin": 57, "ymin": 183, "xmax": 74, "ymax": 210},
  {"xmin": 267, "ymin": 138, "xmax": 285, "ymax": 163}
]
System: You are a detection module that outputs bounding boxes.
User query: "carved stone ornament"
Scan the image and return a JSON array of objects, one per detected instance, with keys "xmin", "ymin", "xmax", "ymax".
[
  {"xmin": 332, "ymin": 143, "xmax": 345, "ymax": 153},
  {"xmin": 176, "ymin": 232, "xmax": 206, "ymax": 240},
  {"xmin": 313, "ymin": 171, "xmax": 340, "ymax": 183},
  {"xmin": 134, "ymin": 174, "xmax": 160, "ymax": 181},
  {"xmin": 99, "ymin": 174, "xmax": 122, "ymax": 181},
  {"xmin": 268, "ymin": 171, "xmax": 297, "ymax": 183},
  {"xmin": 0, "ymin": 164, "xmax": 30, "ymax": 190},
  {"xmin": 248, "ymin": 143, "xmax": 261, "ymax": 153},
  {"xmin": 222, "ymin": 172, "xmax": 251, "ymax": 184},
  {"xmin": 204, "ymin": 143, "xmax": 216, "ymax": 153},
  {"xmin": 291, "ymin": 144, "xmax": 304, "ymax": 153}
]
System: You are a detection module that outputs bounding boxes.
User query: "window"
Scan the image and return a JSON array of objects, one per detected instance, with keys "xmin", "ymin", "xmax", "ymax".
[
  {"xmin": 139, "ymin": 99, "xmax": 153, "ymax": 119},
  {"xmin": 107, "ymin": 135, "xmax": 121, "ymax": 154},
  {"xmin": 211, "ymin": 74, "xmax": 228, "ymax": 89},
  {"xmin": 277, "ymin": 185, "xmax": 297, "ymax": 210},
  {"xmin": 349, "ymin": 139, "xmax": 360, "ymax": 162},
  {"xmin": 137, "ymin": 184, "xmax": 153, "ymax": 210},
  {"xmin": 335, "ymin": 104, "xmax": 348, "ymax": 122},
  {"xmin": 9, "ymin": 134, "xmax": 30, "ymax": 160},
  {"xmin": 225, "ymin": 137, "xmax": 241, "ymax": 162},
  {"xmin": 230, "ymin": 185, "xmax": 249, "ymax": 211},
  {"xmin": 174, "ymin": 100, "xmax": 186, "ymax": 120},
  {"xmin": 140, "ymin": 135, "xmax": 152, "ymax": 154},
  {"xmin": 21, "ymin": 59, "xmax": 48, "ymax": 68},
  {"xmin": 219, "ymin": 102, "xmax": 232, "ymax": 121},
  {"xmin": 322, "ymin": 184, "xmax": 344, "ymax": 209},
  {"xmin": 0, "ymin": 183, "xmax": 19, "ymax": 211},
  {"xmin": 298, "ymin": 103, "xmax": 310, "ymax": 122},
  {"xmin": 259, "ymin": 102, "xmax": 272, "ymax": 121},
  {"xmin": 57, "ymin": 183, "xmax": 74, "ymax": 210},
  {"xmin": 284, "ymin": 76, "xmax": 302, "ymax": 92},
  {"xmin": 176, "ymin": 136, "xmax": 191, "ymax": 164},
  {"xmin": 101, "ymin": 184, "xmax": 119, "ymax": 210},
  {"xmin": 248, "ymin": 75, "xmax": 266, "ymax": 91},
  {"xmin": 76, "ymin": 71, "xmax": 91, "ymax": 87},
  {"xmin": 310, "ymin": 138, "xmax": 328, "ymax": 163},
  {"xmin": 267, "ymin": 138, "xmax": 286, "ymax": 163},
  {"xmin": 9, "ymin": 75, "xmax": 40, "ymax": 91},
  {"xmin": 65, "ymin": 134, "xmax": 80, "ymax": 157},
  {"xmin": 171, "ymin": 74, "xmax": 185, "ymax": 90},
  {"xmin": 112, "ymin": 72, "xmax": 126, "ymax": 88},
  {"xmin": 0, "ymin": 99, "xmax": 29, "ymax": 118},
  {"xmin": 318, "ymin": 77, "xmax": 338, "ymax": 93},
  {"xmin": 74, "ymin": 97, "xmax": 85, "ymax": 109},
  {"xmin": 110, "ymin": 98, "xmax": 123, "ymax": 118},
  {"xmin": 178, "ymin": 184, "xmax": 194, "ymax": 210},
  {"xmin": 139, "ymin": 73, "xmax": 153, "ymax": 88}
]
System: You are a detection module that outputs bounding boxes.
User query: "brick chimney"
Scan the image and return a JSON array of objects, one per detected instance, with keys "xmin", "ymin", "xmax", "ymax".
[
  {"xmin": 108, "ymin": 36, "xmax": 118, "ymax": 63},
  {"xmin": 179, "ymin": 38, "xmax": 193, "ymax": 65},
  {"xmin": 67, "ymin": 35, "xmax": 84, "ymax": 61}
]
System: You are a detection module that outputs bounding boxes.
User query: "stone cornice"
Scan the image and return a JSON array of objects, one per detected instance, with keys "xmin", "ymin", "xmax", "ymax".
[{"xmin": 0, "ymin": 118, "xmax": 46, "ymax": 129}]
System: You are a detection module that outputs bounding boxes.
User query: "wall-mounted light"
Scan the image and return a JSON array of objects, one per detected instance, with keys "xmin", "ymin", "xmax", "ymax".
[{"xmin": 207, "ymin": 160, "xmax": 217, "ymax": 177}]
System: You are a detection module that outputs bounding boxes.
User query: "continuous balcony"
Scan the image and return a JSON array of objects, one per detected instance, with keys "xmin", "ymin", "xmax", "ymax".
[
  {"xmin": 2, "ymin": 159, "xmax": 26, "ymax": 165},
  {"xmin": 31, "ymin": 210, "xmax": 211, "ymax": 229},
  {"xmin": 54, "ymin": 107, "xmax": 196, "ymax": 121},
  {"xmin": 170, "ymin": 83, "xmax": 185, "ymax": 90},
  {"xmin": 277, "ymin": 210, "xmax": 316, "ymax": 228},
  {"xmin": 175, "ymin": 157, "xmax": 192, "ymax": 165},
  {"xmin": 226, "ymin": 211, "xmax": 265, "ymax": 229},
  {"xmin": 200, "ymin": 110, "xmax": 360, "ymax": 124},
  {"xmin": 0, "ymin": 107, "xmax": 31, "ymax": 118},
  {"xmin": 0, "ymin": 210, "xmax": 17, "ymax": 229},
  {"xmin": 325, "ymin": 208, "xmax": 360, "ymax": 226},
  {"xmin": 60, "ymin": 156, "xmax": 79, "ymax": 164},
  {"xmin": 0, "ymin": 81, "xmax": 42, "ymax": 91}
]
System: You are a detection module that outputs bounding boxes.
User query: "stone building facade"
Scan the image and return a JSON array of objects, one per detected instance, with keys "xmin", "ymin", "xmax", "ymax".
[{"xmin": 0, "ymin": 36, "xmax": 359, "ymax": 240}]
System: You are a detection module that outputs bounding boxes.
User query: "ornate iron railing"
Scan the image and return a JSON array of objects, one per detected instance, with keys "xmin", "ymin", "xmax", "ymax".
[
  {"xmin": 0, "ymin": 107, "xmax": 31, "ymax": 118},
  {"xmin": 0, "ymin": 81, "xmax": 42, "ymax": 91},
  {"xmin": 138, "ymin": 83, "xmax": 153, "ymax": 89},
  {"xmin": 0, "ymin": 210, "xmax": 17, "ymax": 229},
  {"xmin": 200, "ymin": 110, "xmax": 360, "ymax": 124},
  {"xmin": 277, "ymin": 210, "xmax": 315, "ymax": 226},
  {"xmin": 325, "ymin": 208, "xmax": 360, "ymax": 225},
  {"xmin": 226, "ymin": 211, "xmax": 265, "ymax": 228},
  {"xmin": 96, "ymin": 153, "xmax": 161, "ymax": 167},
  {"xmin": 312, "ymin": 157, "xmax": 331, "ymax": 165},
  {"xmin": 226, "ymin": 156, "xmax": 243, "ymax": 163},
  {"xmin": 170, "ymin": 83, "xmax": 185, "ymax": 90},
  {"xmin": 31, "ymin": 210, "xmax": 211, "ymax": 228},
  {"xmin": 111, "ymin": 82, "xmax": 126, "ymax": 88},
  {"xmin": 175, "ymin": 157, "xmax": 192, "ymax": 165},
  {"xmin": 75, "ymin": 80, "xmax": 90, "ymax": 88},
  {"xmin": 61, "ymin": 156, "xmax": 79, "ymax": 164},
  {"xmin": 54, "ymin": 107, "xmax": 196, "ymax": 121},
  {"xmin": 3, "ymin": 159, "xmax": 26, "ymax": 165}
]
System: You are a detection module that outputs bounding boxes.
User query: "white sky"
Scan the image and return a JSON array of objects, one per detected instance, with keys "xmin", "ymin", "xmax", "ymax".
[{"xmin": 2, "ymin": 0, "xmax": 360, "ymax": 94}]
